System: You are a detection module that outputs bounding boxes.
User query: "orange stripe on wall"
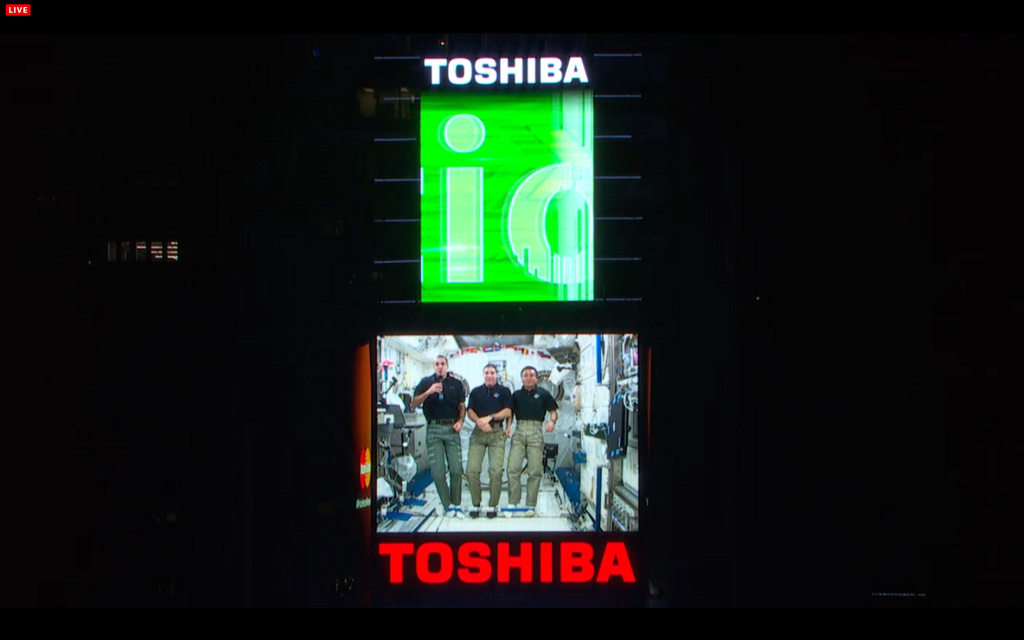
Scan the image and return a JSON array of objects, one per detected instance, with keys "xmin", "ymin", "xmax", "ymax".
[{"xmin": 352, "ymin": 342, "xmax": 372, "ymax": 605}]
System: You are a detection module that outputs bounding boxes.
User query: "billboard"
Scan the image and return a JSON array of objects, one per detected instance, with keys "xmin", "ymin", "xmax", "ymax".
[
  {"xmin": 420, "ymin": 91, "xmax": 595, "ymax": 302},
  {"xmin": 373, "ymin": 333, "xmax": 639, "ymax": 535},
  {"xmin": 368, "ymin": 333, "xmax": 643, "ymax": 596}
]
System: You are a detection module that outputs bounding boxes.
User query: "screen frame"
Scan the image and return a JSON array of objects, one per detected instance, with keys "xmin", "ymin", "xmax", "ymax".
[{"xmin": 363, "ymin": 325, "xmax": 649, "ymax": 603}]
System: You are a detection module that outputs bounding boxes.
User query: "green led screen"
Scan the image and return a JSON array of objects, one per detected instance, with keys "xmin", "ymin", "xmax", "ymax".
[{"xmin": 421, "ymin": 91, "xmax": 594, "ymax": 302}]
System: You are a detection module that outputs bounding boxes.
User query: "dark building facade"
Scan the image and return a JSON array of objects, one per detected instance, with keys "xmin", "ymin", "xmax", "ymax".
[{"xmin": 11, "ymin": 33, "xmax": 1023, "ymax": 606}]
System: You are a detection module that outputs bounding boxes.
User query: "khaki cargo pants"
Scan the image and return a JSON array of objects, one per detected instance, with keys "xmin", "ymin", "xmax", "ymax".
[
  {"xmin": 466, "ymin": 424, "xmax": 506, "ymax": 509},
  {"xmin": 427, "ymin": 421, "xmax": 462, "ymax": 509},
  {"xmin": 506, "ymin": 419, "xmax": 544, "ymax": 508}
]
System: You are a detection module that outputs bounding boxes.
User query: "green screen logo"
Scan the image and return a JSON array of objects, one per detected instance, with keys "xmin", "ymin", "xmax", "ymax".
[{"xmin": 421, "ymin": 91, "xmax": 594, "ymax": 303}]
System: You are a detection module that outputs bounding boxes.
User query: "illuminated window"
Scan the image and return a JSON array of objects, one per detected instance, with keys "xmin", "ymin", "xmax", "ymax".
[
  {"xmin": 358, "ymin": 88, "xmax": 376, "ymax": 117},
  {"xmin": 107, "ymin": 240, "xmax": 179, "ymax": 263}
]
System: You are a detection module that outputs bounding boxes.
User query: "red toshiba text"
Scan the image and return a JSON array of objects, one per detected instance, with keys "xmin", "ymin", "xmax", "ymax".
[{"xmin": 379, "ymin": 541, "xmax": 636, "ymax": 584}]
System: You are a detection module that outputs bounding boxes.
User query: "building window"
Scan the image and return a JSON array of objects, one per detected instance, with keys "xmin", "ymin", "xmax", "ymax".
[
  {"xmin": 108, "ymin": 240, "xmax": 179, "ymax": 263},
  {"xmin": 358, "ymin": 88, "xmax": 376, "ymax": 118}
]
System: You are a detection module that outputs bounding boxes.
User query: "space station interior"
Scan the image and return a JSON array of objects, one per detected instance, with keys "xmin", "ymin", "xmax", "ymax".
[{"xmin": 375, "ymin": 334, "xmax": 640, "ymax": 533}]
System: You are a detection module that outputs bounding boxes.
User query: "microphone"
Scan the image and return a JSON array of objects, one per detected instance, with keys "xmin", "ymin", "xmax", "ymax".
[{"xmin": 435, "ymin": 374, "xmax": 444, "ymax": 401}]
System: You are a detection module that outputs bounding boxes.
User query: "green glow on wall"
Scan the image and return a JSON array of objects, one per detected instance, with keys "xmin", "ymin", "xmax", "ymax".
[{"xmin": 421, "ymin": 91, "xmax": 594, "ymax": 303}]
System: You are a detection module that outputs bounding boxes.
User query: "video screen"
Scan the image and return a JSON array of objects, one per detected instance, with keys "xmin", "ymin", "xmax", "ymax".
[
  {"xmin": 420, "ymin": 91, "xmax": 595, "ymax": 303},
  {"xmin": 374, "ymin": 333, "xmax": 639, "ymax": 534}
]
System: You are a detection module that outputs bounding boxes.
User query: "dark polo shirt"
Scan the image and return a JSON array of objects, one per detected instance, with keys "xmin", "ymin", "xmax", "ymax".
[
  {"xmin": 511, "ymin": 386, "xmax": 558, "ymax": 421},
  {"xmin": 414, "ymin": 374, "xmax": 465, "ymax": 422},
  {"xmin": 468, "ymin": 383, "xmax": 513, "ymax": 428}
]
